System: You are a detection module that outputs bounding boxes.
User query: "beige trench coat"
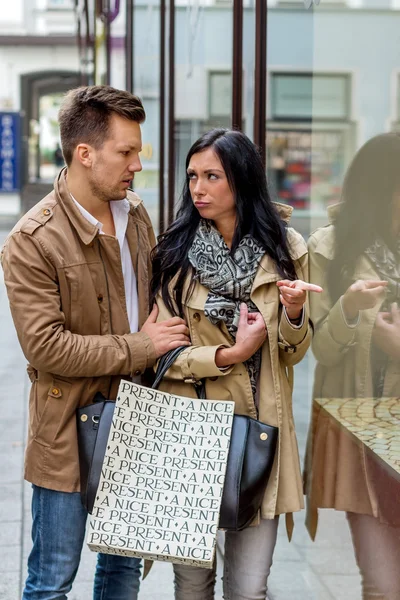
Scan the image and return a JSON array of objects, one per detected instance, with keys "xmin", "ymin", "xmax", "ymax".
[
  {"xmin": 305, "ymin": 208, "xmax": 400, "ymax": 538},
  {"xmin": 156, "ymin": 207, "xmax": 312, "ymax": 536}
]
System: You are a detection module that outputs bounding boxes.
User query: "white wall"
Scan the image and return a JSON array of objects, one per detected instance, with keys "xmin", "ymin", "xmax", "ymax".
[
  {"xmin": 0, "ymin": 0, "xmax": 75, "ymax": 35},
  {"xmin": 0, "ymin": 1, "xmax": 23, "ymax": 23},
  {"xmin": 0, "ymin": 45, "xmax": 79, "ymax": 110},
  {"xmin": 0, "ymin": 0, "xmax": 24, "ymax": 33}
]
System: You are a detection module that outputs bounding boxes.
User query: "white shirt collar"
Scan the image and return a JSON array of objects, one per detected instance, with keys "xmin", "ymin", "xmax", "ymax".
[
  {"xmin": 71, "ymin": 195, "xmax": 103, "ymax": 232},
  {"xmin": 71, "ymin": 195, "xmax": 130, "ymax": 234},
  {"xmin": 70, "ymin": 194, "xmax": 138, "ymax": 334}
]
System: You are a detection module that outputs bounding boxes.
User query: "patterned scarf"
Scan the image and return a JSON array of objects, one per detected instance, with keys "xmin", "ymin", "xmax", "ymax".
[
  {"xmin": 364, "ymin": 238, "xmax": 400, "ymax": 397},
  {"xmin": 364, "ymin": 238, "xmax": 400, "ymax": 309},
  {"xmin": 188, "ymin": 220, "xmax": 265, "ymax": 399}
]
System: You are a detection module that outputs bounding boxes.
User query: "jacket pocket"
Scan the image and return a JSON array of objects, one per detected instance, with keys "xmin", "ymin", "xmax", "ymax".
[{"xmin": 34, "ymin": 379, "xmax": 72, "ymax": 448}]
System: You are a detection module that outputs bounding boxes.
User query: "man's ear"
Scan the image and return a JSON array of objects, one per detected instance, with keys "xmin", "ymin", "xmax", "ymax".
[{"xmin": 75, "ymin": 143, "xmax": 93, "ymax": 167}]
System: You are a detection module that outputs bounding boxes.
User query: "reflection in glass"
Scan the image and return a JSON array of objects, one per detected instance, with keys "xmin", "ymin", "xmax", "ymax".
[
  {"xmin": 306, "ymin": 134, "xmax": 400, "ymax": 600},
  {"xmin": 28, "ymin": 93, "xmax": 64, "ymax": 183},
  {"xmin": 174, "ymin": 0, "xmax": 234, "ymax": 211}
]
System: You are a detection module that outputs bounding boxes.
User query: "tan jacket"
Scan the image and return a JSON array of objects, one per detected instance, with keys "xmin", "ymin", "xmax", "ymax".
[
  {"xmin": 305, "ymin": 209, "xmax": 400, "ymax": 537},
  {"xmin": 1, "ymin": 169, "xmax": 157, "ymax": 492},
  {"xmin": 156, "ymin": 207, "xmax": 312, "ymax": 533}
]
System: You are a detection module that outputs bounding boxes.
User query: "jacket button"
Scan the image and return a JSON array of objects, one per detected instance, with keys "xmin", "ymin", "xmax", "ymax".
[
  {"xmin": 193, "ymin": 312, "xmax": 201, "ymax": 322},
  {"xmin": 52, "ymin": 387, "xmax": 60, "ymax": 396},
  {"xmin": 43, "ymin": 208, "xmax": 51, "ymax": 216},
  {"xmin": 260, "ymin": 433, "xmax": 268, "ymax": 441},
  {"xmin": 133, "ymin": 370, "xmax": 141, "ymax": 376},
  {"xmin": 209, "ymin": 376, "xmax": 218, "ymax": 381},
  {"xmin": 97, "ymin": 294, "xmax": 103, "ymax": 303}
]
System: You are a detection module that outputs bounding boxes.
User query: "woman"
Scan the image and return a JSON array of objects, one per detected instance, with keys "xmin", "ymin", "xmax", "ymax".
[
  {"xmin": 151, "ymin": 128, "xmax": 320, "ymax": 599},
  {"xmin": 305, "ymin": 133, "xmax": 400, "ymax": 600}
]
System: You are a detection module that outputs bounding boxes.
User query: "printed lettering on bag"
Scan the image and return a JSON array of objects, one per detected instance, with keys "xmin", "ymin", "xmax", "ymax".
[{"xmin": 87, "ymin": 381, "xmax": 235, "ymax": 568}]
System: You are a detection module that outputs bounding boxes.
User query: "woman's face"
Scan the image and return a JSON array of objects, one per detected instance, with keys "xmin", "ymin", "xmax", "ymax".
[{"xmin": 187, "ymin": 148, "xmax": 236, "ymax": 228}]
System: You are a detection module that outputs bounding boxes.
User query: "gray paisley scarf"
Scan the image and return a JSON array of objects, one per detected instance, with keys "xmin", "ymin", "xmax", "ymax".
[
  {"xmin": 188, "ymin": 220, "xmax": 265, "ymax": 399},
  {"xmin": 364, "ymin": 238, "xmax": 400, "ymax": 308},
  {"xmin": 364, "ymin": 238, "xmax": 400, "ymax": 397}
]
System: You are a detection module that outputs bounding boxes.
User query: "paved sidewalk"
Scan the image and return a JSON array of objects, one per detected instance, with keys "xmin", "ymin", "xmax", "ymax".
[{"xmin": 0, "ymin": 229, "xmax": 361, "ymax": 600}]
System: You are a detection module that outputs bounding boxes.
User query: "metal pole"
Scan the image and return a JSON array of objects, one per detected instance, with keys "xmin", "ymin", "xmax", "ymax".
[
  {"xmin": 167, "ymin": 0, "xmax": 175, "ymax": 225},
  {"xmin": 159, "ymin": 0, "xmax": 166, "ymax": 233},
  {"xmin": 126, "ymin": 0, "xmax": 134, "ymax": 92},
  {"xmin": 253, "ymin": 0, "xmax": 267, "ymax": 164},
  {"xmin": 232, "ymin": 0, "xmax": 243, "ymax": 130},
  {"xmin": 105, "ymin": 0, "xmax": 111, "ymax": 85}
]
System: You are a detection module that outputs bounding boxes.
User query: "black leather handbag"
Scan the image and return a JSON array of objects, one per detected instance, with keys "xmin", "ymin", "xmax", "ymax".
[{"xmin": 77, "ymin": 347, "xmax": 278, "ymax": 531}]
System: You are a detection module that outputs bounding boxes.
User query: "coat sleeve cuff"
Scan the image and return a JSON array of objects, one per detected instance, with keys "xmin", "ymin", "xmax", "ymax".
[
  {"xmin": 279, "ymin": 306, "xmax": 309, "ymax": 347},
  {"xmin": 328, "ymin": 297, "xmax": 358, "ymax": 347},
  {"xmin": 283, "ymin": 306, "xmax": 305, "ymax": 329},
  {"xmin": 181, "ymin": 345, "xmax": 234, "ymax": 382},
  {"xmin": 125, "ymin": 331, "xmax": 157, "ymax": 376},
  {"xmin": 339, "ymin": 295, "xmax": 360, "ymax": 328}
]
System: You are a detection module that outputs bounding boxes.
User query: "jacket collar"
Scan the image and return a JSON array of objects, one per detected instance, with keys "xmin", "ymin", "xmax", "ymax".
[
  {"xmin": 311, "ymin": 203, "xmax": 340, "ymax": 260},
  {"xmin": 185, "ymin": 257, "xmax": 284, "ymax": 310},
  {"xmin": 327, "ymin": 202, "xmax": 341, "ymax": 224},
  {"xmin": 311, "ymin": 202, "xmax": 378, "ymax": 278},
  {"xmin": 274, "ymin": 201, "xmax": 293, "ymax": 223},
  {"xmin": 54, "ymin": 168, "xmax": 143, "ymax": 246},
  {"xmin": 251, "ymin": 203, "xmax": 306, "ymax": 291}
]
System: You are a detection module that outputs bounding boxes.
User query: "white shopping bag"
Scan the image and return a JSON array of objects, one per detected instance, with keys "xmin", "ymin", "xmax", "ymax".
[{"xmin": 87, "ymin": 379, "xmax": 234, "ymax": 568}]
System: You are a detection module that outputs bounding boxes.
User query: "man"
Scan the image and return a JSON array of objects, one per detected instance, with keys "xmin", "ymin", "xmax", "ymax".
[{"xmin": 1, "ymin": 85, "xmax": 190, "ymax": 599}]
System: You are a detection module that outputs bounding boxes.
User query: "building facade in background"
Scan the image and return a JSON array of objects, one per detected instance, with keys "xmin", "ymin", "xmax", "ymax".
[
  {"xmin": 1, "ymin": 0, "xmax": 399, "ymax": 232},
  {"xmin": 0, "ymin": 0, "xmax": 78, "ymax": 214},
  {"xmin": 76, "ymin": 0, "xmax": 400, "ymax": 236}
]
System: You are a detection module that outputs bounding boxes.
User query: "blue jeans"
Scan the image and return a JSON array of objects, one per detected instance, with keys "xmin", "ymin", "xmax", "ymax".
[{"xmin": 23, "ymin": 485, "xmax": 142, "ymax": 600}]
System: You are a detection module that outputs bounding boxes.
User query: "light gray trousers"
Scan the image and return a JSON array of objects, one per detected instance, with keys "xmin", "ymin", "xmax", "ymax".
[
  {"xmin": 173, "ymin": 517, "xmax": 279, "ymax": 600},
  {"xmin": 347, "ymin": 512, "xmax": 400, "ymax": 600}
]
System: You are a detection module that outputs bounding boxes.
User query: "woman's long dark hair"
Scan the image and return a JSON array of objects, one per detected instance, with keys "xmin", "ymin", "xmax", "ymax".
[
  {"xmin": 151, "ymin": 128, "xmax": 297, "ymax": 317},
  {"xmin": 328, "ymin": 133, "xmax": 400, "ymax": 303}
]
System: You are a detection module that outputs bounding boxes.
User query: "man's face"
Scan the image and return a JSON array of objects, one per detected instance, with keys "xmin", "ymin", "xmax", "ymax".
[{"xmin": 88, "ymin": 114, "xmax": 143, "ymax": 202}]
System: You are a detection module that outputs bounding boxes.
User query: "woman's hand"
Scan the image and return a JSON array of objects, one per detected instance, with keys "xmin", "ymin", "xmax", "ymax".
[
  {"xmin": 234, "ymin": 303, "xmax": 267, "ymax": 360},
  {"xmin": 215, "ymin": 303, "xmax": 267, "ymax": 367},
  {"xmin": 373, "ymin": 303, "xmax": 400, "ymax": 360},
  {"xmin": 341, "ymin": 280, "xmax": 387, "ymax": 321},
  {"xmin": 277, "ymin": 279, "xmax": 323, "ymax": 321}
]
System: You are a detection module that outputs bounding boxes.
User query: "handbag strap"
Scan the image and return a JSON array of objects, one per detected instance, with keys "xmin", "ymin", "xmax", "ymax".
[
  {"xmin": 152, "ymin": 345, "xmax": 206, "ymax": 399},
  {"xmin": 152, "ymin": 346, "xmax": 186, "ymax": 389}
]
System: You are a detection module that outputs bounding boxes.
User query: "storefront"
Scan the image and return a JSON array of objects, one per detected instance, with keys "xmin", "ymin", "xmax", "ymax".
[{"xmin": 267, "ymin": 71, "xmax": 354, "ymax": 232}]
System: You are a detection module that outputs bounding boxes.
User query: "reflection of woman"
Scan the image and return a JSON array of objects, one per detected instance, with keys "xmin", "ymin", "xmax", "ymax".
[
  {"xmin": 306, "ymin": 133, "xmax": 400, "ymax": 600},
  {"xmin": 151, "ymin": 129, "xmax": 319, "ymax": 599}
]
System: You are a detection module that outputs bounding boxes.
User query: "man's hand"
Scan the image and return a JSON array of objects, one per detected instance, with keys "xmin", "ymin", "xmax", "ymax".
[
  {"xmin": 141, "ymin": 305, "xmax": 191, "ymax": 358},
  {"xmin": 342, "ymin": 280, "xmax": 387, "ymax": 321},
  {"xmin": 277, "ymin": 279, "xmax": 323, "ymax": 321},
  {"xmin": 373, "ymin": 302, "xmax": 400, "ymax": 360}
]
